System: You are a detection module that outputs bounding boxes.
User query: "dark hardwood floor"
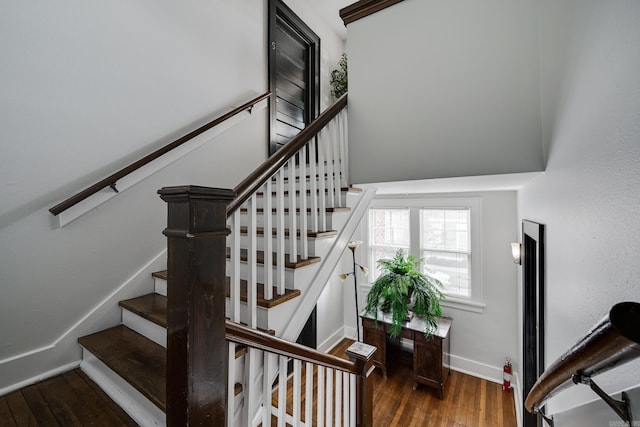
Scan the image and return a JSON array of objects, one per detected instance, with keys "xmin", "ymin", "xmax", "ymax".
[
  {"xmin": 1, "ymin": 339, "xmax": 517, "ymax": 426},
  {"xmin": 0, "ymin": 369, "xmax": 136, "ymax": 426},
  {"xmin": 331, "ymin": 338, "xmax": 517, "ymax": 427}
]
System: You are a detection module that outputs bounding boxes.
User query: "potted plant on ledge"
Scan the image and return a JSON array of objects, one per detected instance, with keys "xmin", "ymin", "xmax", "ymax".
[{"xmin": 364, "ymin": 250, "xmax": 445, "ymax": 338}]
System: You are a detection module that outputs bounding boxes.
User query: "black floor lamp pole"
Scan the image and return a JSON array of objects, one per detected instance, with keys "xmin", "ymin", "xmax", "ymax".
[{"xmin": 349, "ymin": 245, "xmax": 361, "ymax": 342}]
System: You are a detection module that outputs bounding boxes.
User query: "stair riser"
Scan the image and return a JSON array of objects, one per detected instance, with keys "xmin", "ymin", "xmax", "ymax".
[
  {"xmin": 122, "ymin": 310, "xmax": 165, "ymax": 347},
  {"xmin": 270, "ymin": 175, "xmax": 345, "ymax": 192},
  {"xmin": 236, "ymin": 211, "xmax": 339, "ymax": 230},
  {"xmin": 121, "ymin": 307, "xmax": 247, "ymax": 384},
  {"xmin": 252, "ymin": 192, "xmax": 350, "ymax": 210},
  {"xmin": 232, "ymin": 234, "xmax": 332, "ymax": 258},
  {"xmin": 80, "ymin": 350, "xmax": 165, "ymax": 427},
  {"xmin": 81, "ymin": 348, "xmax": 245, "ymax": 426},
  {"xmin": 225, "ymin": 259, "xmax": 319, "ymax": 290}
]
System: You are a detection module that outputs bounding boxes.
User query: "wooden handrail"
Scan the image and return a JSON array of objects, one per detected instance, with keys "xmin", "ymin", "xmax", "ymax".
[
  {"xmin": 50, "ymin": 92, "xmax": 270, "ymax": 216},
  {"xmin": 227, "ymin": 93, "xmax": 348, "ymax": 216},
  {"xmin": 525, "ymin": 302, "xmax": 640, "ymax": 413},
  {"xmin": 340, "ymin": 0, "xmax": 406, "ymax": 26},
  {"xmin": 226, "ymin": 319, "xmax": 357, "ymax": 373}
]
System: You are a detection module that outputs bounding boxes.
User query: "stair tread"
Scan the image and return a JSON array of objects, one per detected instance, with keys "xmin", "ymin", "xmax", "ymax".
[
  {"xmin": 239, "ymin": 226, "xmax": 337, "ymax": 239},
  {"xmin": 257, "ymin": 187, "xmax": 362, "ymax": 197},
  {"xmin": 79, "ymin": 325, "xmax": 245, "ymax": 410},
  {"xmin": 120, "ymin": 293, "xmax": 167, "ymax": 328},
  {"xmin": 226, "ymin": 248, "xmax": 321, "ymax": 269},
  {"xmin": 152, "ymin": 270, "xmax": 167, "ymax": 280},
  {"xmin": 78, "ymin": 325, "xmax": 166, "ymax": 411},
  {"xmin": 240, "ymin": 207, "xmax": 351, "ymax": 214},
  {"xmin": 225, "ymin": 278, "xmax": 301, "ymax": 308},
  {"xmin": 119, "ymin": 293, "xmax": 257, "ymax": 357}
]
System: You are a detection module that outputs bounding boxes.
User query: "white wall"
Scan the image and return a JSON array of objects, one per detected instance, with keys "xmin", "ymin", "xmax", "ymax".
[
  {"xmin": 346, "ymin": 190, "xmax": 519, "ymax": 383},
  {"xmin": 0, "ymin": 0, "xmax": 345, "ymax": 392},
  {"xmin": 346, "ymin": 0, "xmax": 543, "ymax": 184},
  {"xmin": 518, "ymin": 0, "xmax": 640, "ymax": 416}
]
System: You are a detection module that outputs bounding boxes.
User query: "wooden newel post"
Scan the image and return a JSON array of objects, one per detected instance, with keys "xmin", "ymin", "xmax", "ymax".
[
  {"xmin": 159, "ymin": 186, "xmax": 235, "ymax": 426},
  {"xmin": 346, "ymin": 341, "xmax": 377, "ymax": 427}
]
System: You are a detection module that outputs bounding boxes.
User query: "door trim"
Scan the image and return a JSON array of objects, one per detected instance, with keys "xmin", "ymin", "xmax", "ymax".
[
  {"xmin": 268, "ymin": 0, "xmax": 320, "ymax": 155},
  {"xmin": 522, "ymin": 220, "xmax": 545, "ymax": 427}
]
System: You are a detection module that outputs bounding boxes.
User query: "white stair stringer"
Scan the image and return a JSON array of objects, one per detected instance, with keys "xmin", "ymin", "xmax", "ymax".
[{"xmin": 280, "ymin": 187, "xmax": 375, "ymax": 343}]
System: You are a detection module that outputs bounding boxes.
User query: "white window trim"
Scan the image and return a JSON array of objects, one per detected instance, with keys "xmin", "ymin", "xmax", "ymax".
[{"xmin": 363, "ymin": 195, "xmax": 485, "ymax": 313}]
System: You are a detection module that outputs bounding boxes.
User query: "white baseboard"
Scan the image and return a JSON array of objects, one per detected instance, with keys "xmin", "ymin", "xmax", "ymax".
[
  {"xmin": 317, "ymin": 327, "xmax": 349, "ymax": 353},
  {"xmin": 0, "ymin": 361, "xmax": 80, "ymax": 397},
  {"xmin": 0, "ymin": 250, "xmax": 165, "ymax": 394},
  {"xmin": 448, "ymin": 353, "xmax": 503, "ymax": 384},
  {"xmin": 513, "ymin": 372, "xmax": 523, "ymax": 427}
]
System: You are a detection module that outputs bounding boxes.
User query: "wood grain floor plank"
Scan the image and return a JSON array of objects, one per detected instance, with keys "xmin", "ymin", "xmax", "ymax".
[
  {"xmin": 329, "ymin": 339, "xmax": 517, "ymax": 427},
  {"xmin": 35, "ymin": 375, "xmax": 84, "ymax": 427},
  {"xmin": 4, "ymin": 391, "xmax": 37, "ymax": 426},
  {"xmin": 63, "ymin": 369, "xmax": 136, "ymax": 426},
  {"xmin": 74, "ymin": 370, "xmax": 138, "ymax": 426},
  {"xmin": 20, "ymin": 385, "xmax": 61, "ymax": 426},
  {"xmin": 0, "ymin": 396, "xmax": 18, "ymax": 426}
]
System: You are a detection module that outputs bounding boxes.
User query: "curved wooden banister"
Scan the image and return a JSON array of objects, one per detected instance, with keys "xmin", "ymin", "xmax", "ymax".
[
  {"xmin": 227, "ymin": 93, "xmax": 348, "ymax": 216},
  {"xmin": 226, "ymin": 319, "xmax": 357, "ymax": 373},
  {"xmin": 49, "ymin": 92, "xmax": 271, "ymax": 216},
  {"xmin": 525, "ymin": 302, "xmax": 640, "ymax": 414}
]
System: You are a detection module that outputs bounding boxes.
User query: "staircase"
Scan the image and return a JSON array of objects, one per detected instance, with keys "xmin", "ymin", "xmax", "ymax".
[{"xmin": 75, "ymin": 96, "xmax": 377, "ymax": 426}]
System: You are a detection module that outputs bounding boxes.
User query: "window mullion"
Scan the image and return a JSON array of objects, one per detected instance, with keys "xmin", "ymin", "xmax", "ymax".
[{"xmin": 410, "ymin": 207, "xmax": 420, "ymax": 259}]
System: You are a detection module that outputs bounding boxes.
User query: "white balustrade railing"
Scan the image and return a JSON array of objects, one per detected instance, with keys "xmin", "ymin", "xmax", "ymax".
[
  {"xmin": 225, "ymin": 105, "xmax": 352, "ymax": 426},
  {"xmin": 225, "ymin": 108, "xmax": 348, "ymax": 332}
]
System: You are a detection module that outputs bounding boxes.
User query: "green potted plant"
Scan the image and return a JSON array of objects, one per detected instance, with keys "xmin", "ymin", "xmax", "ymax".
[
  {"xmin": 365, "ymin": 250, "xmax": 444, "ymax": 337},
  {"xmin": 330, "ymin": 53, "xmax": 348, "ymax": 98}
]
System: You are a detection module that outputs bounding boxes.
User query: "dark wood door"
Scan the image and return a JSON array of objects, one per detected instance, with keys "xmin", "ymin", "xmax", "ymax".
[
  {"xmin": 269, "ymin": 0, "xmax": 320, "ymax": 155},
  {"xmin": 522, "ymin": 220, "xmax": 545, "ymax": 427}
]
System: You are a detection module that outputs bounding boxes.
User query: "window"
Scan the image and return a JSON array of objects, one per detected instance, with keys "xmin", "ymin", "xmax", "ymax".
[
  {"xmin": 421, "ymin": 208, "xmax": 470, "ymax": 297},
  {"xmin": 368, "ymin": 209, "xmax": 409, "ymax": 282},
  {"xmin": 366, "ymin": 197, "xmax": 483, "ymax": 311}
]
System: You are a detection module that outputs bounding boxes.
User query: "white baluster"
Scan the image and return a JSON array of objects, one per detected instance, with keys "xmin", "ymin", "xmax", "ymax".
[
  {"xmin": 227, "ymin": 343, "xmax": 236, "ymax": 427},
  {"xmin": 341, "ymin": 110, "xmax": 349, "ymax": 188},
  {"xmin": 317, "ymin": 366, "xmax": 325, "ymax": 427},
  {"xmin": 230, "ymin": 212, "xmax": 241, "ymax": 323},
  {"xmin": 308, "ymin": 139, "xmax": 319, "ymax": 233},
  {"xmin": 317, "ymin": 130, "xmax": 327, "ymax": 231},
  {"xmin": 343, "ymin": 371, "xmax": 350, "ymax": 427},
  {"xmin": 263, "ymin": 352, "xmax": 275, "ymax": 427},
  {"xmin": 264, "ymin": 179, "xmax": 273, "ymax": 300},
  {"xmin": 278, "ymin": 355, "xmax": 288, "ymax": 427},
  {"xmin": 276, "ymin": 169, "xmax": 286, "ymax": 295},
  {"xmin": 335, "ymin": 369, "xmax": 342, "ymax": 426},
  {"xmin": 299, "ymin": 145, "xmax": 308, "ymax": 259},
  {"xmin": 293, "ymin": 359, "xmax": 301, "ymax": 427},
  {"xmin": 331, "ymin": 119, "xmax": 341, "ymax": 207},
  {"xmin": 326, "ymin": 368, "xmax": 333, "ymax": 427},
  {"xmin": 305, "ymin": 362, "xmax": 313, "ymax": 427},
  {"xmin": 325, "ymin": 126, "xmax": 335, "ymax": 209},
  {"xmin": 287, "ymin": 157, "xmax": 297, "ymax": 263},
  {"xmin": 243, "ymin": 349, "xmax": 259, "ymax": 427},
  {"xmin": 350, "ymin": 373, "xmax": 356, "ymax": 427},
  {"xmin": 247, "ymin": 194, "xmax": 257, "ymax": 328}
]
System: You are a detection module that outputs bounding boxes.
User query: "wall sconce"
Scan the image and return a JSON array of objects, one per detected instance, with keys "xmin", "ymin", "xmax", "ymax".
[
  {"xmin": 340, "ymin": 240, "xmax": 368, "ymax": 341},
  {"xmin": 511, "ymin": 242, "xmax": 522, "ymax": 265}
]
